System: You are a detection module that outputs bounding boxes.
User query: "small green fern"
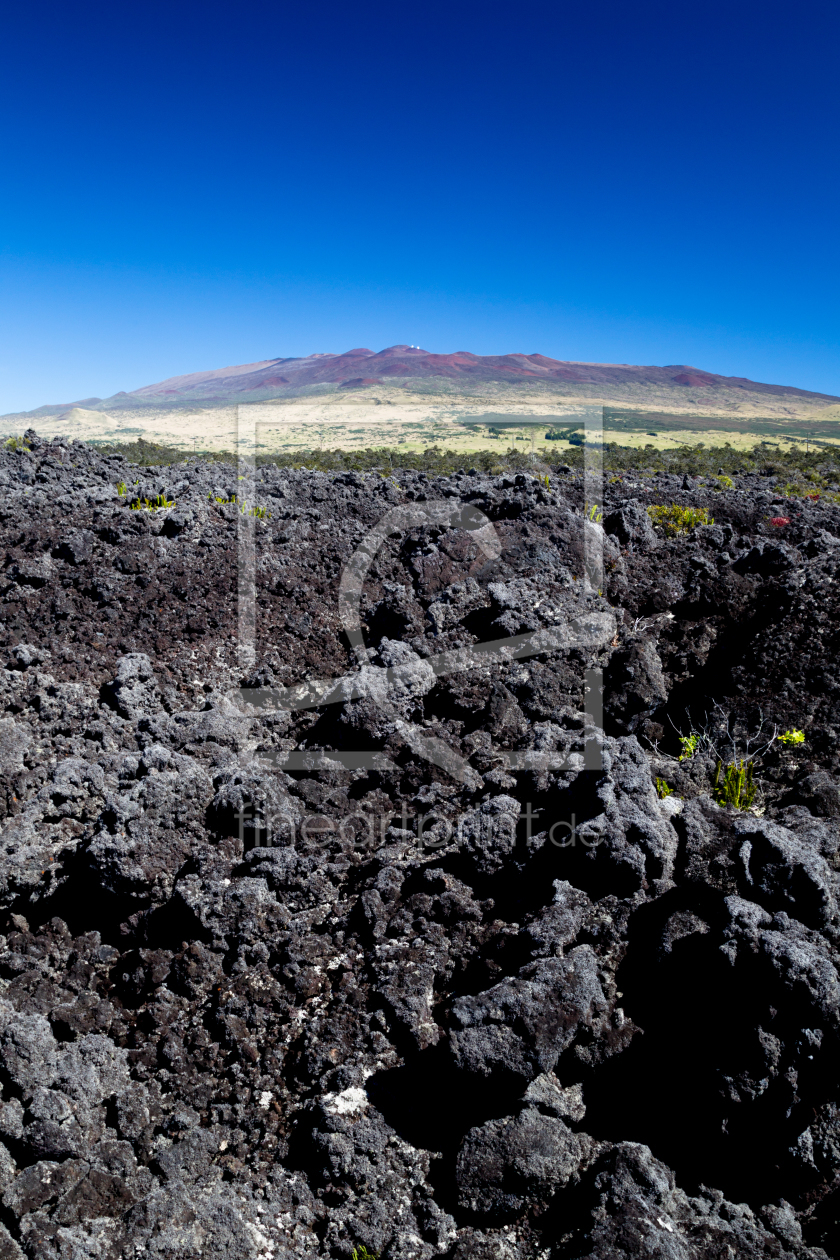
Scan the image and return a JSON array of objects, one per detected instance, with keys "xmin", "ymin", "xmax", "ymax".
[
  {"xmin": 714, "ymin": 759, "xmax": 757, "ymax": 810},
  {"xmin": 352, "ymin": 1247, "xmax": 379, "ymax": 1260},
  {"xmin": 129, "ymin": 492, "xmax": 175, "ymax": 511}
]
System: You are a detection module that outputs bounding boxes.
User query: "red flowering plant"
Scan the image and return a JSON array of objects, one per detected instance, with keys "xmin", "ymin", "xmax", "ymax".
[{"xmin": 769, "ymin": 516, "xmax": 790, "ymax": 527}]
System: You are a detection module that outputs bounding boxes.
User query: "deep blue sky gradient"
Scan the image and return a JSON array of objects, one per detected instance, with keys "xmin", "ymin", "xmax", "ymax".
[{"xmin": 2, "ymin": 0, "xmax": 839, "ymax": 412}]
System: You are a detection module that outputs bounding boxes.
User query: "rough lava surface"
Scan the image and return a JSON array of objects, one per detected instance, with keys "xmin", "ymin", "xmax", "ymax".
[{"xmin": 1, "ymin": 431, "xmax": 840, "ymax": 1257}]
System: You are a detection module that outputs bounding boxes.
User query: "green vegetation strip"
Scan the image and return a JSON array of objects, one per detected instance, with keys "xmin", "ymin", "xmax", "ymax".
[{"xmin": 80, "ymin": 436, "xmax": 840, "ymax": 479}]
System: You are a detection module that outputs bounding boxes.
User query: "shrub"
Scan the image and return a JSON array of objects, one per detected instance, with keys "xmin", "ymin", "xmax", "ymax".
[
  {"xmin": 778, "ymin": 728, "xmax": 805, "ymax": 746},
  {"xmin": 91, "ymin": 437, "xmax": 233, "ymax": 466},
  {"xmin": 655, "ymin": 777, "xmax": 672, "ymax": 799},
  {"xmin": 5, "ymin": 436, "xmax": 32, "ymax": 451},
  {"xmin": 714, "ymin": 474, "xmax": 734, "ymax": 489},
  {"xmin": 714, "ymin": 759, "xmax": 757, "ymax": 810},
  {"xmin": 80, "ymin": 433, "xmax": 840, "ymax": 477},
  {"xmin": 545, "ymin": 426, "xmax": 584, "ymax": 444},
  {"xmin": 646, "ymin": 504, "xmax": 714, "ymax": 536},
  {"xmin": 678, "ymin": 734, "xmax": 699, "ymax": 762}
]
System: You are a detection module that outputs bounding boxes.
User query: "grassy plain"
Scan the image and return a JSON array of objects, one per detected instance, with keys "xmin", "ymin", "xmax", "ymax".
[{"xmin": 4, "ymin": 389, "xmax": 840, "ymax": 459}]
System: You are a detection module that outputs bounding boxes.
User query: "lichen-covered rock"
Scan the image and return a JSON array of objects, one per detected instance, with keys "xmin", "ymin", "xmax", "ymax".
[{"xmin": 456, "ymin": 1109, "xmax": 591, "ymax": 1216}]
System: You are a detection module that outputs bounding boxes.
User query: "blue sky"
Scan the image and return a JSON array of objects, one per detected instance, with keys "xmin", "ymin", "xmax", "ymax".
[{"xmin": 1, "ymin": 0, "xmax": 839, "ymax": 413}]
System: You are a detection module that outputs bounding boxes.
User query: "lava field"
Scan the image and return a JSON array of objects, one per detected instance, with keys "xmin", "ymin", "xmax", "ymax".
[{"xmin": 1, "ymin": 430, "xmax": 840, "ymax": 1258}]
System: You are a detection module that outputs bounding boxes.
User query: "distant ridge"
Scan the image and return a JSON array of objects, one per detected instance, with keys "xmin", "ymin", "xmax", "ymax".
[{"xmin": 13, "ymin": 345, "xmax": 840, "ymax": 418}]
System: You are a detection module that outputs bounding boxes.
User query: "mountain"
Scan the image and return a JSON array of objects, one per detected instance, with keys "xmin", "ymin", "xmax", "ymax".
[{"xmin": 17, "ymin": 346, "xmax": 840, "ymax": 418}]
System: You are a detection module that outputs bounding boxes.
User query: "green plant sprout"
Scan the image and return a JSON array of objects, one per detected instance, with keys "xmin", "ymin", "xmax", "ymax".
[
  {"xmin": 129, "ymin": 493, "xmax": 176, "ymax": 511},
  {"xmin": 674, "ymin": 701, "xmax": 782, "ymax": 811},
  {"xmin": 208, "ymin": 491, "xmax": 270, "ymax": 518},
  {"xmin": 647, "ymin": 504, "xmax": 714, "ymax": 536},
  {"xmin": 116, "ymin": 481, "xmax": 127, "ymax": 496},
  {"xmin": 351, "ymin": 1247, "xmax": 379, "ymax": 1260},
  {"xmin": 714, "ymin": 759, "xmax": 757, "ymax": 810},
  {"xmin": 239, "ymin": 500, "xmax": 270, "ymax": 518},
  {"xmin": 655, "ymin": 777, "xmax": 673, "ymax": 799},
  {"xmin": 586, "ymin": 503, "xmax": 603, "ymax": 523}
]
